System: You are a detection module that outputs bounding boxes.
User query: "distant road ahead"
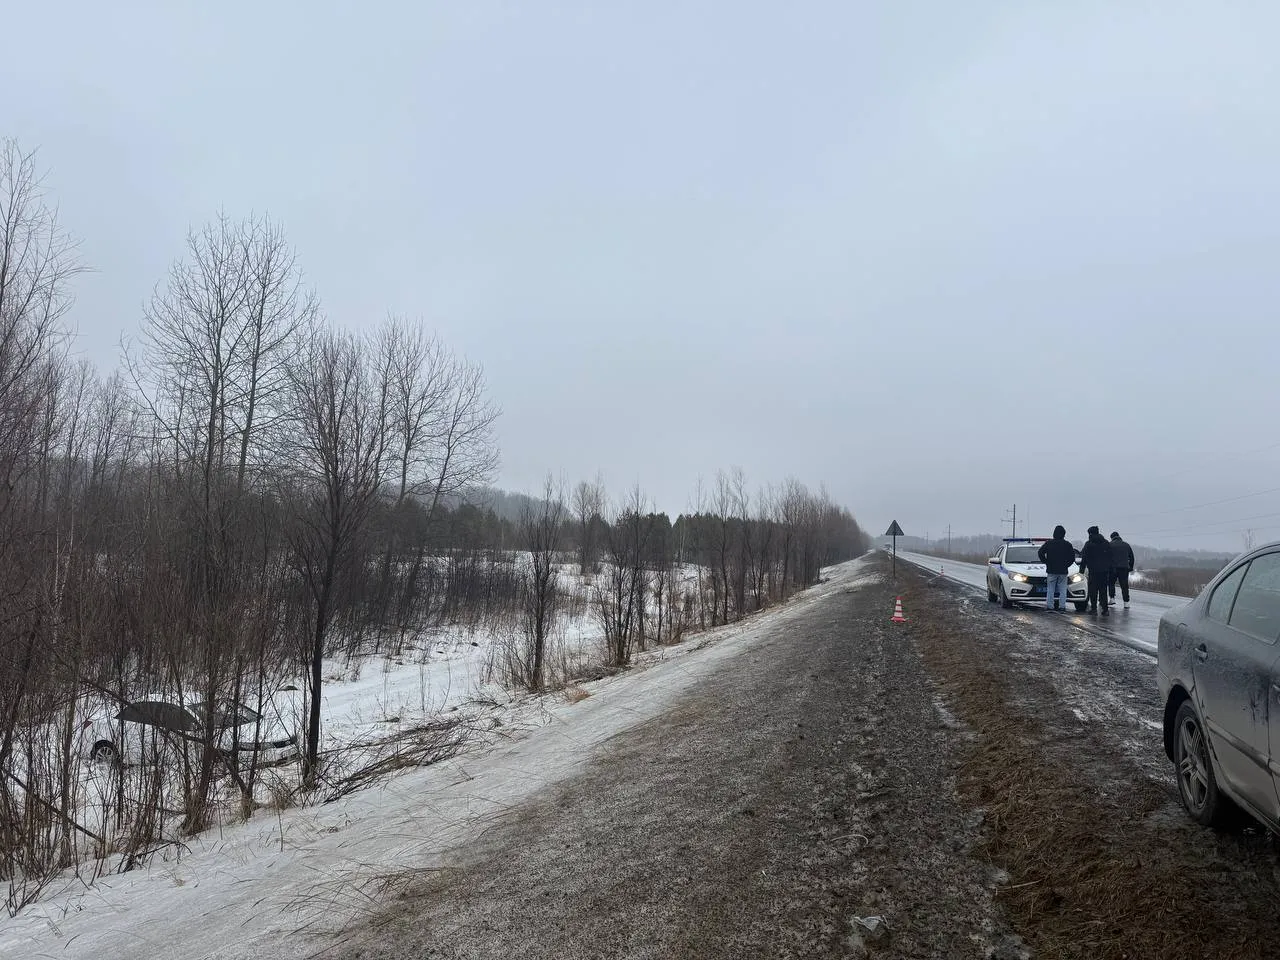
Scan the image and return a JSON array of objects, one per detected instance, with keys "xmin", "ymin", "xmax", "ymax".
[{"xmin": 894, "ymin": 550, "xmax": 1189, "ymax": 656}]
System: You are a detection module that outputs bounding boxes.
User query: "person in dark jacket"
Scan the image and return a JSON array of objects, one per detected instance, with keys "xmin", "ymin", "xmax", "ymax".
[
  {"xmin": 1038, "ymin": 525, "xmax": 1076, "ymax": 611},
  {"xmin": 1109, "ymin": 531, "xmax": 1135, "ymax": 608},
  {"xmin": 1079, "ymin": 526, "xmax": 1113, "ymax": 615}
]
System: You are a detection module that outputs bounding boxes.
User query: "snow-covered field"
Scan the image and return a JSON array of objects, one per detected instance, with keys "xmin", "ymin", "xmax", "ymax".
[{"xmin": 1, "ymin": 559, "xmax": 866, "ymax": 960}]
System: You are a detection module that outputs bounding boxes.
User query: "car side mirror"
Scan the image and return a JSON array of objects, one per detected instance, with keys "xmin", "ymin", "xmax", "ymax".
[{"xmin": 988, "ymin": 558, "xmax": 1000, "ymax": 565}]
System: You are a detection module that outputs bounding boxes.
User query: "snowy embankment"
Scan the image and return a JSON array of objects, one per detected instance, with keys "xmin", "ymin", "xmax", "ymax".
[{"xmin": 1, "ymin": 559, "xmax": 872, "ymax": 960}]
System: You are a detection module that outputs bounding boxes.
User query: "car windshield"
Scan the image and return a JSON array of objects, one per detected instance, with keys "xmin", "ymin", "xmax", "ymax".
[{"xmin": 1004, "ymin": 546, "xmax": 1043, "ymax": 564}]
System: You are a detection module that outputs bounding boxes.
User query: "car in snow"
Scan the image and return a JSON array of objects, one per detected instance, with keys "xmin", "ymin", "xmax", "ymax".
[
  {"xmin": 85, "ymin": 695, "xmax": 300, "ymax": 770},
  {"xmin": 1158, "ymin": 544, "xmax": 1280, "ymax": 832},
  {"xmin": 985, "ymin": 538, "xmax": 1088, "ymax": 611}
]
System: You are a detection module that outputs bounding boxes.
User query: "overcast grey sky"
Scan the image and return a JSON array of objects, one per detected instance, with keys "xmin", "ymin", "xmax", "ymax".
[{"xmin": 5, "ymin": 1, "xmax": 1279, "ymax": 550}]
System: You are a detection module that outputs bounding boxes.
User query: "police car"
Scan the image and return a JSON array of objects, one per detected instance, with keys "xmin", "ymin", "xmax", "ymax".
[{"xmin": 986, "ymin": 537, "xmax": 1088, "ymax": 611}]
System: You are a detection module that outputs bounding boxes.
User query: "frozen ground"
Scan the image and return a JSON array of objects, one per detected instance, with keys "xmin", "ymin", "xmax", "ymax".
[{"xmin": 0, "ymin": 562, "xmax": 865, "ymax": 960}]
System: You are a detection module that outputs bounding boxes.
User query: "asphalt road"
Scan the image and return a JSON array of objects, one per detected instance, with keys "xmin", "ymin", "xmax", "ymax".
[{"xmin": 894, "ymin": 550, "xmax": 1188, "ymax": 656}]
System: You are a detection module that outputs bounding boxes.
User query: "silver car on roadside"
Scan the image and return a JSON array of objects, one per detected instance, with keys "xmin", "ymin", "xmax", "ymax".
[{"xmin": 1158, "ymin": 544, "xmax": 1280, "ymax": 831}]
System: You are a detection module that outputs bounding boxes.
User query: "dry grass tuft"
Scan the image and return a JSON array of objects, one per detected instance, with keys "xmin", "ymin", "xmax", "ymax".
[{"xmin": 321, "ymin": 718, "xmax": 472, "ymax": 804}]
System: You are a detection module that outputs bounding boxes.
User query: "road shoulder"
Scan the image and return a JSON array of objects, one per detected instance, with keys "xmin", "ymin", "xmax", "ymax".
[{"xmin": 903, "ymin": 562, "xmax": 1280, "ymax": 960}]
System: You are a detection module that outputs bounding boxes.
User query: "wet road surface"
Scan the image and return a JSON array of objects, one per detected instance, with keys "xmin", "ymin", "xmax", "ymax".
[{"xmin": 895, "ymin": 550, "xmax": 1187, "ymax": 656}]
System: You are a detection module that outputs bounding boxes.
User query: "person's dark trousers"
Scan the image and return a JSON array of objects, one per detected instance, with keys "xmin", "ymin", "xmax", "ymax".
[
  {"xmin": 1088, "ymin": 574, "xmax": 1110, "ymax": 612},
  {"xmin": 1107, "ymin": 568, "xmax": 1117, "ymax": 601},
  {"xmin": 1113, "ymin": 568, "xmax": 1131, "ymax": 604}
]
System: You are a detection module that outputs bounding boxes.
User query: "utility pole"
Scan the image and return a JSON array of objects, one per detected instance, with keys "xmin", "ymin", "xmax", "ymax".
[
  {"xmin": 1003, "ymin": 504, "xmax": 1018, "ymax": 539},
  {"xmin": 947, "ymin": 524, "xmax": 951, "ymax": 556}
]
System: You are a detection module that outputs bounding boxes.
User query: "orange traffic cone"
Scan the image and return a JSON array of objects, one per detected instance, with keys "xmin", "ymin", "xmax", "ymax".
[{"xmin": 891, "ymin": 596, "xmax": 907, "ymax": 623}]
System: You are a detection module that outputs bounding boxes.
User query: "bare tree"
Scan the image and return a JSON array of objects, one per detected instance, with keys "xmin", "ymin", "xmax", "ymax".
[
  {"xmin": 595, "ymin": 486, "xmax": 653, "ymax": 665},
  {"xmin": 285, "ymin": 326, "xmax": 388, "ymax": 786},
  {"xmin": 777, "ymin": 478, "xmax": 806, "ymax": 600},
  {"xmin": 572, "ymin": 475, "xmax": 606, "ymax": 578},
  {"xmin": 420, "ymin": 351, "xmax": 500, "ymax": 523},
  {"xmin": 233, "ymin": 218, "xmax": 317, "ymax": 490},
  {"xmin": 648, "ymin": 512, "xmax": 677, "ymax": 644},
  {"xmin": 519, "ymin": 476, "xmax": 566, "ymax": 692},
  {"xmin": 710, "ymin": 471, "xmax": 735, "ymax": 625},
  {"xmin": 360, "ymin": 318, "xmax": 500, "ymax": 643},
  {"xmin": 131, "ymin": 212, "xmax": 311, "ymax": 493},
  {"xmin": 751, "ymin": 486, "xmax": 776, "ymax": 610},
  {"xmin": 730, "ymin": 467, "xmax": 751, "ymax": 617}
]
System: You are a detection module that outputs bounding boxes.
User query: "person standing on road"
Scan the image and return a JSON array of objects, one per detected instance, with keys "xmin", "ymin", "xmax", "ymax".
[
  {"xmin": 1079, "ymin": 526, "xmax": 1113, "ymax": 615},
  {"xmin": 1109, "ymin": 531, "xmax": 1135, "ymax": 608},
  {"xmin": 1038, "ymin": 525, "xmax": 1075, "ymax": 611}
]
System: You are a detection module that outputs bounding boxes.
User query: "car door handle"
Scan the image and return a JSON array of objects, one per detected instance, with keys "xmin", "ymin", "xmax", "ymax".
[{"xmin": 1194, "ymin": 644, "xmax": 1209, "ymax": 662}]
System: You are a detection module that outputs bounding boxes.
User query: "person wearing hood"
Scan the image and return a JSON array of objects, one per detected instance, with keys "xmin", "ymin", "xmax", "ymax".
[
  {"xmin": 1109, "ymin": 531, "xmax": 1135, "ymax": 608},
  {"xmin": 1038, "ymin": 525, "xmax": 1076, "ymax": 611},
  {"xmin": 1079, "ymin": 526, "xmax": 1113, "ymax": 615}
]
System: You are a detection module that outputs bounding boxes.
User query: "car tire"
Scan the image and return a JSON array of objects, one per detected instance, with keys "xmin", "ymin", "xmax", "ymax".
[
  {"xmin": 1172, "ymin": 699, "xmax": 1229, "ymax": 827},
  {"xmin": 1000, "ymin": 584, "xmax": 1013, "ymax": 609},
  {"xmin": 987, "ymin": 583, "xmax": 997, "ymax": 602},
  {"xmin": 89, "ymin": 740, "xmax": 120, "ymax": 765},
  {"xmin": 1073, "ymin": 602, "xmax": 1089, "ymax": 612}
]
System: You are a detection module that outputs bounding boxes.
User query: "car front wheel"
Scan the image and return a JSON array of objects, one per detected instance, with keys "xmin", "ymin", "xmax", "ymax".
[
  {"xmin": 90, "ymin": 740, "xmax": 120, "ymax": 765},
  {"xmin": 1073, "ymin": 601, "xmax": 1089, "ymax": 612},
  {"xmin": 1000, "ymin": 584, "xmax": 1013, "ymax": 609},
  {"xmin": 1173, "ymin": 699, "xmax": 1227, "ymax": 827},
  {"xmin": 987, "ymin": 581, "xmax": 997, "ymax": 602}
]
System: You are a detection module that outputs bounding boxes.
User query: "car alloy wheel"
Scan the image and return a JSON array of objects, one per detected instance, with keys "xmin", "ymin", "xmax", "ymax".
[
  {"xmin": 1173, "ymin": 699, "xmax": 1226, "ymax": 827},
  {"xmin": 90, "ymin": 739, "xmax": 120, "ymax": 765},
  {"xmin": 1178, "ymin": 718, "xmax": 1209, "ymax": 812}
]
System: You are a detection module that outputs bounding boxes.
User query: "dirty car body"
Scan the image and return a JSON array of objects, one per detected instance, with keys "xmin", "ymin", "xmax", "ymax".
[{"xmin": 1159, "ymin": 544, "xmax": 1280, "ymax": 832}]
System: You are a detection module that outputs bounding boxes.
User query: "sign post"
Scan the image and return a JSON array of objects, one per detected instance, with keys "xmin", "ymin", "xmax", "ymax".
[{"xmin": 885, "ymin": 520, "xmax": 904, "ymax": 581}]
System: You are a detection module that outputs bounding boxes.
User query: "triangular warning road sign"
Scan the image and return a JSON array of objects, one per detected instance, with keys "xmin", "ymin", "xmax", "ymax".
[{"xmin": 885, "ymin": 520, "xmax": 904, "ymax": 537}]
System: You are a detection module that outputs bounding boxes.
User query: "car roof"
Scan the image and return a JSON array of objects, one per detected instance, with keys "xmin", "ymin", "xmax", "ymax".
[{"xmin": 115, "ymin": 700, "xmax": 201, "ymax": 733}]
